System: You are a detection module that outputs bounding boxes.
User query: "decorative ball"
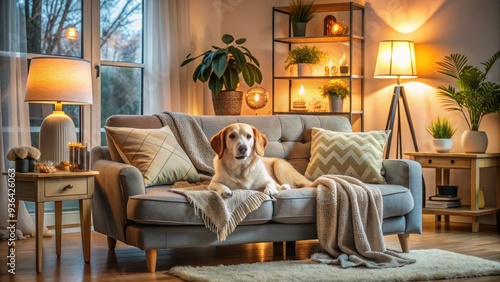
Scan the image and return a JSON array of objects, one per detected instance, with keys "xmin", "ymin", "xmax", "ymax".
[{"xmin": 245, "ymin": 86, "xmax": 268, "ymax": 110}]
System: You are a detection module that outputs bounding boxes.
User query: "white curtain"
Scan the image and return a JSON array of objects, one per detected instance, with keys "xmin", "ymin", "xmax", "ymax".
[
  {"xmin": 143, "ymin": 0, "xmax": 198, "ymax": 115},
  {"xmin": 0, "ymin": 1, "xmax": 50, "ymax": 240}
]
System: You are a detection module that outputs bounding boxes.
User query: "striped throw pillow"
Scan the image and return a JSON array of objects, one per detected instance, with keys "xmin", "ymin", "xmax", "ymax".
[
  {"xmin": 105, "ymin": 125, "xmax": 199, "ymax": 187},
  {"xmin": 305, "ymin": 127, "xmax": 389, "ymax": 184}
]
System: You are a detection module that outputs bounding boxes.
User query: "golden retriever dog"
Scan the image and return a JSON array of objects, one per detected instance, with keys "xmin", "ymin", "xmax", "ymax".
[{"xmin": 208, "ymin": 123, "xmax": 312, "ymax": 198}]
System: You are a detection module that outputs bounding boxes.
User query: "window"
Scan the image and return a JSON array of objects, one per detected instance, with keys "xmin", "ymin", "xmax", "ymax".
[{"xmin": 23, "ymin": 0, "xmax": 144, "ymax": 215}]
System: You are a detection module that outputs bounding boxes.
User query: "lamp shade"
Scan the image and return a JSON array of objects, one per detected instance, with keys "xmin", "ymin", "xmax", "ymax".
[
  {"xmin": 25, "ymin": 57, "xmax": 93, "ymax": 105},
  {"xmin": 374, "ymin": 40, "xmax": 417, "ymax": 79}
]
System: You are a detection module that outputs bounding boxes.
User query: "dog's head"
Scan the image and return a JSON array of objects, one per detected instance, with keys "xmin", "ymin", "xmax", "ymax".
[{"xmin": 210, "ymin": 123, "xmax": 268, "ymax": 160}]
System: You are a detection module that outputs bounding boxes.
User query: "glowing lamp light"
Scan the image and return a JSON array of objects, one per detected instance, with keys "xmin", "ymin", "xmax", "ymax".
[
  {"xmin": 66, "ymin": 26, "xmax": 78, "ymax": 40},
  {"xmin": 298, "ymin": 85, "xmax": 306, "ymax": 100},
  {"xmin": 245, "ymin": 86, "xmax": 268, "ymax": 114}
]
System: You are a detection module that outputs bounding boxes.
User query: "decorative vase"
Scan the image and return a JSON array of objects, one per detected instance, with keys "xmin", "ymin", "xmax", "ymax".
[
  {"xmin": 432, "ymin": 139, "xmax": 453, "ymax": 153},
  {"xmin": 292, "ymin": 22, "xmax": 307, "ymax": 37},
  {"xmin": 461, "ymin": 130, "xmax": 488, "ymax": 153},
  {"xmin": 212, "ymin": 90, "xmax": 243, "ymax": 115},
  {"xmin": 297, "ymin": 63, "xmax": 314, "ymax": 76},
  {"xmin": 329, "ymin": 95, "xmax": 343, "ymax": 112},
  {"xmin": 15, "ymin": 158, "xmax": 29, "ymax": 172},
  {"xmin": 478, "ymin": 188, "xmax": 485, "ymax": 209}
]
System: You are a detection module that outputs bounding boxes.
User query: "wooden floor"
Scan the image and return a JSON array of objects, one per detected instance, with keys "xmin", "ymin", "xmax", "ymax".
[{"xmin": 1, "ymin": 215, "xmax": 499, "ymax": 281}]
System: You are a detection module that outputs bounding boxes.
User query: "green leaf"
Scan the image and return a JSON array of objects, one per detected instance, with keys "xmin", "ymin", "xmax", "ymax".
[
  {"xmin": 436, "ymin": 53, "xmax": 468, "ymax": 79},
  {"xmin": 235, "ymin": 38, "xmax": 246, "ymax": 45},
  {"xmin": 192, "ymin": 64, "xmax": 203, "ymax": 82},
  {"xmin": 211, "ymin": 51, "xmax": 228, "ymax": 77},
  {"xmin": 231, "ymin": 47, "xmax": 247, "ymax": 69},
  {"xmin": 181, "ymin": 57, "xmax": 196, "ymax": 67},
  {"xmin": 242, "ymin": 64, "xmax": 255, "ymax": 86},
  {"xmin": 222, "ymin": 65, "xmax": 239, "ymax": 91},
  {"xmin": 222, "ymin": 34, "xmax": 234, "ymax": 45},
  {"xmin": 244, "ymin": 52, "xmax": 260, "ymax": 67},
  {"xmin": 209, "ymin": 72, "xmax": 224, "ymax": 94},
  {"xmin": 248, "ymin": 64, "xmax": 263, "ymax": 84}
]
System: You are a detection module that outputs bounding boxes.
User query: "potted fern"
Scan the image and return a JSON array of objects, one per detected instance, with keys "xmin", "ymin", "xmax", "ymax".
[
  {"xmin": 436, "ymin": 51, "xmax": 500, "ymax": 153},
  {"xmin": 426, "ymin": 116, "xmax": 457, "ymax": 153},
  {"xmin": 181, "ymin": 34, "xmax": 262, "ymax": 115},
  {"xmin": 320, "ymin": 79, "xmax": 349, "ymax": 112},
  {"xmin": 289, "ymin": 0, "xmax": 316, "ymax": 37},
  {"xmin": 285, "ymin": 45, "xmax": 326, "ymax": 76}
]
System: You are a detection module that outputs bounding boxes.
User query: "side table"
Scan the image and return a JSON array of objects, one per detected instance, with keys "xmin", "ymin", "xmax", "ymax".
[
  {"xmin": 5, "ymin": 171, "xmax": 98, "ymax": 273},
  {"xmin": 405, "ymin": 152, "xmax": 500, "ymax": 232}
]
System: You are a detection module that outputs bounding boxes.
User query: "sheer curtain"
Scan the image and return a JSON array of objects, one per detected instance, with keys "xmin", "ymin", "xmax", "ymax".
[
  {"xmin": 0, "ymin": 1, "xmax": 50, "ymax": 240},
  {"xmin": 144, "ymin": 0, "xmax": 199, "ymax": 115}
]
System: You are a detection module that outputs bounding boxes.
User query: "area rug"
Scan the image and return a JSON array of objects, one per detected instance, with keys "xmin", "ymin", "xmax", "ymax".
[{"xmin": 167, "ymin": 249, "xmax": 500, "ymax": 282}]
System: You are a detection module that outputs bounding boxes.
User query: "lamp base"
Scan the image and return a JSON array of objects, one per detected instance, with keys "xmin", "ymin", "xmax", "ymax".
[{"xmin": 39, "ymin": 111, "xmax": 76, "ymax": 164}]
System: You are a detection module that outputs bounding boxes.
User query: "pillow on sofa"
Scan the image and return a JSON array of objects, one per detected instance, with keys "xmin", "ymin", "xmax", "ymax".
[
  {"xmin": 104, "ymin": 125, "xmax": 199, "ymax": 187},
  {"xmin": 305, "ymin": 127, "xmax": 389, "ymax": 184}
]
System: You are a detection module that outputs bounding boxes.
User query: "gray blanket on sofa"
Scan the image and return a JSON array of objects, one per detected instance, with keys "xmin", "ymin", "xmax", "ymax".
[{"xmin": 311, "ymin": 174, "xmax": 415, "ymax": 268}]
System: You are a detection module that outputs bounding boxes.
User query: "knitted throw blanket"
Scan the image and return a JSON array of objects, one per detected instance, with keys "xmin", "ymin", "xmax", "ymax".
[
  {"xmin": 171, "ymin": 185, "xmax": 271, "ymax": 242},
  {"xmin": 311, "ymin": 174, "xmax": 416, "ymax": 268}
]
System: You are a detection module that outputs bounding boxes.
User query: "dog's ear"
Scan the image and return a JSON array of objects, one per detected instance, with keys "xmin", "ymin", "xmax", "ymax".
[
  {"xmin": 210, "ymin": 128, "xmax": 226, "ymax": 159},
  {"xmin": 252, "ymin": 127, "xmax": 268, "ymax": 156}
]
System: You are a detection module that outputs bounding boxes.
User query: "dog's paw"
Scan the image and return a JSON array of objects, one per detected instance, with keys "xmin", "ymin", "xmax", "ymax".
[
  {"xmin": 221, "ymin": 188, "xmax": 233, "ymax": 198},
  {"xmin": 280, "ymin": 184, "xmax": 291, "ymax": 190},
  {"xmin": 264, "ymin": 183, "xmax": 279, "ymax": 196}
]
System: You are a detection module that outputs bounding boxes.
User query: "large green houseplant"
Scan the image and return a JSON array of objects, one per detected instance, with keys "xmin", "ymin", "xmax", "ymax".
[
  {"xmin": 181, "ymin": 34, "xmax": 262, "ymax": 115},
  {"xmin": 436, "ymin": 51, "xmax": 500, "ymax": 153}
]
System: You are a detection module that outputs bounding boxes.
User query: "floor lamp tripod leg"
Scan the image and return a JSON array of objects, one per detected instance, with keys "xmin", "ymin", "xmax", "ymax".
[
  {"xmin": 400, "ymin": 86, "xmax": 419, "ymax": 152},
  {"xmin": 385, "ymin": 87, "xmax": 401, "ymax": 159}
]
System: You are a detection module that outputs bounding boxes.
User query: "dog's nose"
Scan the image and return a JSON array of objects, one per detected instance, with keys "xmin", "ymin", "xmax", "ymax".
[{"xmin": 238, "ymin": 145, "xmax": 248, "ymax": 155}]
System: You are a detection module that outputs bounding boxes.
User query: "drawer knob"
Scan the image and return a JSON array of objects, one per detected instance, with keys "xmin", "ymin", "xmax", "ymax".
[
  {"xmin": 428, "ymin": 159, "xmax": 432, "ymax": 164},
  {"xmin": 64, "ymin": 184, "xmax": 74, "ymax": 190},
  {"xmin": 451, "ymin": 160, "xmax": 455, "ymax": 164}
]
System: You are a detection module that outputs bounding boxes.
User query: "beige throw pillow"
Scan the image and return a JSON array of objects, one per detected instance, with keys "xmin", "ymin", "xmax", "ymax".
[
  {"xmin": 105, "ymin": 125, "xmax": 199, "ymax": 187},
  {"xmin": 305, "ymin": 127, "xmax": 389, "ymax": 184}
]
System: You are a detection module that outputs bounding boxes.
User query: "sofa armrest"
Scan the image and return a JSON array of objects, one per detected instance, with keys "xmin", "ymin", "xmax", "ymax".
[
  {"xmin": 383, "ymin": 159, "xmax": 423, "ymax": 234},
  {"xmin": 91, "ymin": 147, "xmax": 146, "ymax": 243}
]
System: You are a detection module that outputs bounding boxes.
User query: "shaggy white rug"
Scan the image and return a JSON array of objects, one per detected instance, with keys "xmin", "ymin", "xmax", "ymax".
[{"xmin": 168, "ymin": 249, "xmax": 500, "ymax": 282}]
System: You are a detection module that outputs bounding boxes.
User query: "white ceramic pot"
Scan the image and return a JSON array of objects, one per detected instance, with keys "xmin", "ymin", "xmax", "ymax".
[
  {"xmin": 432, "ymin": 139, "xmax": 453, "ymax": 153},
  {"xmin": 461, "ymin": 130, "xmax": 488, "ymax": 153},
  {"xmin": 297, "ymin": 63, "xmax": 314, "ymax": 77}
]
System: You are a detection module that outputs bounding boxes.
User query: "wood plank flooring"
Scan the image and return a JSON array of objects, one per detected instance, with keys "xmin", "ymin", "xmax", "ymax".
[{"xmin": 1, "ymin": 215, "xmax": 499, "ymax": 281}]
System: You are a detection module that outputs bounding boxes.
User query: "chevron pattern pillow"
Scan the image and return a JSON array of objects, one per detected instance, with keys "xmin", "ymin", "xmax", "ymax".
[
  {"xmin": 105, "ymin": 125, "xmax": 199, "ymax": 187},
  {"xmin": 305, "ymin": 128, "xmax": 390, "ymax": 184}
]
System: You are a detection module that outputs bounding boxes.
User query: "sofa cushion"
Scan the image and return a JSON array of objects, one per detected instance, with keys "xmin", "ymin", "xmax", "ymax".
[
  {"xmin": 305, "ymin": 128, "xmax": 389, "ymax": 184},
  {"xmin": 271, "ymin": 185, "xmax": 413, "ymax": 223},
  {"xmin": 127, "ymin": 187, "xmax": 274, "ymax": 225},
  {"xmin": 104, "ymin": 125, "xmax": 199, "ymax": 187}
]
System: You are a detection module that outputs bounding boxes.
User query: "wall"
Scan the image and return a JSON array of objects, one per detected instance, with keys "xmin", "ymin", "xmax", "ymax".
[{"xmin": 191, "ymin": 0, "xmax": 500, "ymax": 224}]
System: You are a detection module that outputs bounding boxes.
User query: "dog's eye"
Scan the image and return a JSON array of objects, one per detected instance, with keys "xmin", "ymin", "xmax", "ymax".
[
  {"xmin": 229, "ymin": 134, "xmax": 235, "ymax": 139},
  {"xmin": 246, "ymin": 134, "xmax": 252, "ymax": 139}
]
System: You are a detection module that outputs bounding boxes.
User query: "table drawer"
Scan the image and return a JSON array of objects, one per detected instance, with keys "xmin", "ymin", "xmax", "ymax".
[
  {"xmin": 414, "ymin": 156, "xmax": 471, "ymax": 169},
  {"xmin": 44, "ymin": 177, "xmax": 88, "ymax": 197}
]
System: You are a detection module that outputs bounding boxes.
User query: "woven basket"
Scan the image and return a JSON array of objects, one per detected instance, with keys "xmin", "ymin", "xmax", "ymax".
[{"xmin": 212, "ymin": 90, "xmax": 243, "ymax": 115}]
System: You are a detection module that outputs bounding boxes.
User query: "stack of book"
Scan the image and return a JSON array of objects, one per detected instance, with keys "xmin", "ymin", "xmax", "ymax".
[{"xmin": 425, "ymin": 194, "xmax": 462, "ymax": 208}]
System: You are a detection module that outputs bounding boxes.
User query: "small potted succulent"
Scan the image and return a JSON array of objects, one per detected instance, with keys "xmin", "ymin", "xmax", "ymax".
[
  {"xmin": 426, "ymin": 116, "xmax": 457, "ymax": 153},
  {"xmin": 285, "ymin": 45, "xmax": 326, "ymax": 76},
  {"xmin": 6, "ymin": 146, "xmax": 41, "ymax": 172},
  {"xmin": 320, "ymin": 79, "xmax": 349, "ymax": 112},
  {"xmin": 289, "ymin": 0, "xmax": 316, "ymax": 37}
]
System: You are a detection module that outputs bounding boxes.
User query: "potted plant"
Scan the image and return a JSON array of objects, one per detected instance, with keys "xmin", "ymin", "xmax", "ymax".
[
  {"xmin": 426, "ymin": 116, "xmax": 457, "ymax": 153},
  {"xmin": 320, "ymin": 79, "xmax": 349, "ymax": 112},
  {"xmin": 6, "ymin": 146, "xmax": 41, "ymax": 172},
  {"xmin": 285, "ymin": 45, "xmax": 326, "ymax": 76},
  {"xmin": 289, "ymin": 0, "xmax": 316, "ymax": 37},
  {"xmin": 436, "ymin": 51, "xmax": 500, "ymax": 153},
  {"xmin": 181, "ymin": 34, "xmax": 263, "ymax": 115}
]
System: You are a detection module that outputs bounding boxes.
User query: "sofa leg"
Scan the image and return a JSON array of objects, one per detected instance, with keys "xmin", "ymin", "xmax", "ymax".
[
  {"xmin": 107, "ymin": 236, "xmax": 117, "ymax": 250},
  {"xmin": 398, "ymin": 234, "xmax": 410, "ymax": 253},
  {"xmin": 146, "ymin": 249, "xmax": 157, "ymax": 272}
]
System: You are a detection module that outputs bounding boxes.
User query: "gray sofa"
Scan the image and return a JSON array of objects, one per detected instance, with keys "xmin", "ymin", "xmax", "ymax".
[{"xmin": 90, "ymin": 113, "xmax": 422, "ymax": 272}]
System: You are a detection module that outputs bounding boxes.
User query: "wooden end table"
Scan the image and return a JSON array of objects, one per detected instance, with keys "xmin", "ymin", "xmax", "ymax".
[
  {"xmin": 405, "ymin": 152, "xmax": 500, "ymax": 232},
  {"xmin": 5, "ymin": 171, "xmax": 98, "ymax": 273}
]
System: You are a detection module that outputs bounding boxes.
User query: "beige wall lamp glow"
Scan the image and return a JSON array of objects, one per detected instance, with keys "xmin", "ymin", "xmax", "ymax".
[
  {"xmin": 374, "ymin": 40, "xmax": 418, "ymax": 159},
  {"xmin": 25, "ymin": 57, "xmax": 93, "ymax": 164}
]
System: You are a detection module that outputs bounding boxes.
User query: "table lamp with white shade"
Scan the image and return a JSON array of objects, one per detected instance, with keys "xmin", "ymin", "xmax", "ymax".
[
  {"xmin": 374, "ymin": 40, "xmax": 419, "ymax": 159},
  {"xmin": 25, "ymin": 57, "xmax": 93, "ymax": 164}
]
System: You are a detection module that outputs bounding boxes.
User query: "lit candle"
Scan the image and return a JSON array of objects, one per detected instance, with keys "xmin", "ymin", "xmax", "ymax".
[
  {"xmin": 339, "ymin": 58, "xmax": 343, "ymax": 66},
  {"xmin": 299, "ymin": 85, "xmax": 306, "ymax": 100},
  {"xmin": 328, "ymin": 60, "xmax": 333, "ymax": 76}
]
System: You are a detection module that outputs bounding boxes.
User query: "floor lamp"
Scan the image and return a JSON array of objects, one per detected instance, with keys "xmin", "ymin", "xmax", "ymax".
[
  {"xmin": 25, "ymin": 57, "xmax": 93, "ymax": 164},
  {"xmin": 374, "ymin": 40, "xmax": 419, "ymax": 159}
]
